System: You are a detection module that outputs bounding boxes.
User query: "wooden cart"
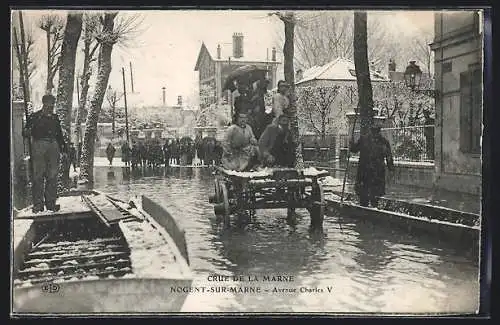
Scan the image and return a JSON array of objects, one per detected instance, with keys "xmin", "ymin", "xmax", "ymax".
[{"xmin": 209, "ymin": 166, "xmax": 329, "ymax": 228}]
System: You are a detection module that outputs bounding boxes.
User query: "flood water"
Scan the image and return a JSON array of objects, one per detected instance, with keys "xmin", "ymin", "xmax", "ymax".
[{"xmin": 93, "ymin": 166, "xmax": 479, "ymax": 314}]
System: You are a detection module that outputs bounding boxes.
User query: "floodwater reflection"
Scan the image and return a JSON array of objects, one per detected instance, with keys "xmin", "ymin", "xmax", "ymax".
[{"xmin": 92, "ymin": 165, "xmax": 479, "ymax": 314}]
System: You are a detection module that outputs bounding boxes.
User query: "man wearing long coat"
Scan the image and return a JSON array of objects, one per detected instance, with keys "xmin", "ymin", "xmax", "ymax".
[
  {"xmin": 350, "ymin": 126, "xmax": 394, "ymax": 207},
  {"xmin": 258, "ymin": 114, "xmax": 295, "ymax": 168},
  {"xmin": 221, "ymin": 113, "xmax": 259, "ymax": 171}
]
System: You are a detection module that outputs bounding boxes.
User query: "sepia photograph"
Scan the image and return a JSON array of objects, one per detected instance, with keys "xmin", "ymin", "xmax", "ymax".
[{"xmin": 10, "ymin": 8, "xmax": 486, "ymax": 316}]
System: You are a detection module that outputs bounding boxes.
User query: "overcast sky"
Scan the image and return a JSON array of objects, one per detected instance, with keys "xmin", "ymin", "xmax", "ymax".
[{"xmin": 14, "ymin": 9, "xmax": 435, "ymax": 108}]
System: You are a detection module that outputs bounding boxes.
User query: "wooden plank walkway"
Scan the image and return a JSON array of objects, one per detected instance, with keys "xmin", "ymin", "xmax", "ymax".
[
  {"xmin": 82, "ymin": 194, "xmax": 137, "ymax": 227},
  {"xmin": 14, "ymin": 196, "xmax": 92, "ymax": 221}
]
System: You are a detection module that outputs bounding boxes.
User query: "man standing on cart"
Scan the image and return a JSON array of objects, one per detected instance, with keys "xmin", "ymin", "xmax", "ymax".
[
  {"xmin": 258, "ymin": 114, "xmax": 295, "ymax": 168},
  {"xmin": 221, "ymin": 112, "xmax": 259, "ymax": 171}
]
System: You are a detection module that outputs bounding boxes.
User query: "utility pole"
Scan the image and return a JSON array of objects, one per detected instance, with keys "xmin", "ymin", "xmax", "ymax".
[
  {"xmin": 122, "ymin": 67, "xmax": 130, "ymax": 146},
  {"xmin": 129, "ymin": 61, "xmax": 134, "ymax": 93}
]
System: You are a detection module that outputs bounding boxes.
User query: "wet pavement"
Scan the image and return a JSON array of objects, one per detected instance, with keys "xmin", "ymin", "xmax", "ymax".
[{"xmin": 90, "ymin": 165, "xmax": 480, "ymax": 314}]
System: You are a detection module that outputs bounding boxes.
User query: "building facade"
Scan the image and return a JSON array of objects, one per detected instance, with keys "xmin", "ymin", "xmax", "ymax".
[
  {"xmin": 430, "ymin": 11, "xmax": 482, "ymax": 195},
  {"xmin": 194, "ymin": 33, "xmax": 281, "ymax": 108}
]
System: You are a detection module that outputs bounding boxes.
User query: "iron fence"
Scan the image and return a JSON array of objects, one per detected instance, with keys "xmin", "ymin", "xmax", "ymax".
[{"xmin": 339, "ymin": 125, "xmax": 435, "ymax": 162}]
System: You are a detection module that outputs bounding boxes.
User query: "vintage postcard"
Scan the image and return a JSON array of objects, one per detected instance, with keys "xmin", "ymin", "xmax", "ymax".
[{"xmin": 10, "ymin": 8, "xmax": 487, "ymax": 316}]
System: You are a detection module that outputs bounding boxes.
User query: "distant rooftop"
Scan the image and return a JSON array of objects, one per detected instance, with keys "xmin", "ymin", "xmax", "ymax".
[
  {"xmin": 296, "ymin": 57, "xmax": 390, "ymax": 85},
  {"xmin": 195, "ymin": 33, "xmax": 281, "ymax": 71}
]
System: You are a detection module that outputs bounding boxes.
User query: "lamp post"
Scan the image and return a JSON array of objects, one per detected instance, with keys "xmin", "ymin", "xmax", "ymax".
[
  {"xmin": 403, "ymin": 60, "xmax": 438, "ymax": 98},
  {"xmin": 403, "ymin": 60, "xmax": 422, "ymax": 90}
]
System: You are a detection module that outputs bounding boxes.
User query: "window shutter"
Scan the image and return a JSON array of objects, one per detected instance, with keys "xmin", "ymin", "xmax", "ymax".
[
  {"xmin": 471, "ymin": 68, "xmax": 482, "ymax": 154},
  {"xmin": 459, "ymin": 71, "xmax": 472, "ymax": 152}
]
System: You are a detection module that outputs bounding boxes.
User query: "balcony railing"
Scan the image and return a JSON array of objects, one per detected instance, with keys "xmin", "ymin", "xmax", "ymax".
[{"xmin": 339, "ymin": 125, "xmax": 435, "ymax": 162}]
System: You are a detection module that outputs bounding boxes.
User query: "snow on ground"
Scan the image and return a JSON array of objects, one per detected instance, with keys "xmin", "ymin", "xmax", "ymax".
[
  {"xmin": 119, "ymin": 219, "xmax": 185, "ymax": 278},
  {"xmin": 318, "ymin": 176, "xmax": 345, "ymax": 187},
  {"xmin": 301, "ymin": 166, "xmax": 329, "ymax": 176}
]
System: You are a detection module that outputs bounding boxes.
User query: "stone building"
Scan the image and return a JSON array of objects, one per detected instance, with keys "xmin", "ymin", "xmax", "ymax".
[
  {"xmin": 194, "ymin": 33, "xmax": 281, "ymax": 107},
  {"xmin": 430, "ymin": 10, "xmax": 482, "ymax": 195}
]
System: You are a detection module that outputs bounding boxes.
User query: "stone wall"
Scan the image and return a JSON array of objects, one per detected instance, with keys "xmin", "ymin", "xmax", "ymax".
[
  {"xmin": 346, "ymin": 158, "xmax": 435, "ymax": 189},
  {"xmin": 430, "ymin": 11, "xmax": 482, "ymax": 196}
]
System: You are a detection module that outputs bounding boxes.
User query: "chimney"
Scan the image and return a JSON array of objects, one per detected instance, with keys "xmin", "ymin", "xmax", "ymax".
[
  {"xmin": 177, "ymin": 95, "xmax": 183, "ymax": 106},
  {"xmin": 217, "ymin": 44, "xmax": 221, "ymax": 59},
  {"xmin": 296, "ymin": 69, "xmax": 303, "ymax": 81},
  {"xmin": 388, "ymin": 59, "xmax": 396, "ymax": 72},
  {"xmin": 232, "ymin": 33, "xmax": 244, "ymax": 59},
  {"xmin": 162, "ymin": 87, "xmax": 166, "ymax": 106},
  {"xmin": 271, "ymin": 47, "xmax": 276, "ymax": 61}
]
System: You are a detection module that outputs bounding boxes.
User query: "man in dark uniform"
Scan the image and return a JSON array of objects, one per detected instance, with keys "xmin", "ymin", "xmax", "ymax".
[
  {"xmin": 258, "ymin": 114, "xmax": 295, "ymax": 168},
  {"xmin": 121, "ymin": 142, "xmax": 131, "ymax": 167},
  {"xmin": 24, "ymin": 94, "xmax": 67, "ymax": 213},
  {"xmin": 350, "ymin": 125, "xmax": 394, "ymax": 207},
  {"xmin": 106, "ymin": 142, "xmax": 116, "ymax": 165},
  {"xmin": 130, "ymin": 141, "xmax": 140, "ymax": 169}
]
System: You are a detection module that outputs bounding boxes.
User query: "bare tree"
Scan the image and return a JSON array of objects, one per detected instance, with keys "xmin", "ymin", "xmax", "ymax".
[
  {"xmin": 411, "ymin": 30, "xmax": 434, "ymax": 75},
  {"xmin": 79, "ymin": 12, "xmax": 145, "ymax": 184},
  {"xmin": 353, "ymin": 11, "xmax": 374, "ymax": 136},
  {"xmin": 105, "ymin": 85, "xmax": 124, "ymax": 136},
  {"xmin": 275, "ymin": 12, "xmax": 390, "ymax": 71},
  {"xmin": 12, "ymin": 12, "xmax": 37, "ymax": 103},
  {"xmin": 55, "ymin": 12, "xmax": 83, "ymax": 191},
  {"xmin": 297, "ymin": 85, "xmax": 342, "ymax": 139},
  {"xmin": 74, "ymin": 13, "xmax": 101, "ymax": 158},
  {"xmin": 12, "ymin": 26, "xmax": 37, "ymax": 101},
  {"xmin": 269, "ymin": 11, "xmax": 304, "ymax": 169},
  {"xmin": 38, "ymin": 14, "xmax": 65, "ymax": 94}
]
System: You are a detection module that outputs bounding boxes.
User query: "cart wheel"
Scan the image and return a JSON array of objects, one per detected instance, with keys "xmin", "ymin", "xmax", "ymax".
[
  {"xmin": 220, "ymin": 182, "xmax": 230, "ymax": 227},
  {"xmin": 309, "ymin": 183, "xmax": 325, "ymax": 229}
]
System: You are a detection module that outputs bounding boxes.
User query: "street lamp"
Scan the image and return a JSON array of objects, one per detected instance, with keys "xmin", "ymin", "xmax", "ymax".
[
  {"xmin": 403, "ymin": 60, "xmax": 422, "ymax": 90},
  {"xmin": 403, "ymin": 60, "xmax": 438, "ymax": 98}
]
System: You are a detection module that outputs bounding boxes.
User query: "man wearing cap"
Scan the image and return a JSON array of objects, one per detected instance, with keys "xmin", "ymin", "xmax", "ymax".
[
  {"xmin": 423, "ymin": 109, "xmax": 435, "ymax": 160},
  {"xmin": 221, "ymin": 112, "xmax": 259, "ymax": 171},
  {"xmin": 350, "ymin": 122, "xmax": 394, "ymax": 207},
  {"xmin": 24, "ymin": 94, "xmax": 67, "ymax": 213},
  {"xmin": 259, "ymin": 114, "xmax": 295, "ymax": 168},
  {"xmin": 271, "ymin": 80, "xmax": 290, "ymax": 125}
]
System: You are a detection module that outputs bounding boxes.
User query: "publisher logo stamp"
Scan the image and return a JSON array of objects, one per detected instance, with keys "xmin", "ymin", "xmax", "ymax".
[{"xmin": 41, "ymin": 283, "xmax": 60, "ymax": 293}]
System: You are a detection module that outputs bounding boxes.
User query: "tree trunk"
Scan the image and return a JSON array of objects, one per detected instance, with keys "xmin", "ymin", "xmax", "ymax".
[
  {"xmin": 353, "ymin": 11, "xmax": 374, "ymax": 136},
  {"xmin": 18, "ymin": 12, "xmax": 31, "ymax": 102},
  {"xmin": 55, "ymin": 13, "xmax": 83, "ymax": 193},
  {"xmin": 45, "ymin": 30, "xmax": 52, "ymax": 93},
  {"xmin": 79, "ymin": 14, "xmax": 116, "ymax": 185},
  {"xmin": 75, "ymin": 40, "xmax": 95, "ymax": 162},
  {"xmin": 282, "ymin": 13, "xmax": 304, "ymax": 169}
]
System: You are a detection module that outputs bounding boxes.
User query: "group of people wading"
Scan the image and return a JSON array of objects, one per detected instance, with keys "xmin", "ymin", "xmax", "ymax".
[
  {"xmin": 221, "ymin": 79, "xmax": 295, "ymax": 171},
  {"xmin": 105, "ymin": 136, "xmax": 223, "ymax": 170}
]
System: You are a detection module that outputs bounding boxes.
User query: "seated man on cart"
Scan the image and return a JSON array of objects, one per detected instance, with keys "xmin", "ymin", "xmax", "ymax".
[
  {"xmin": 258, "ymin": 114, "xmax": 295, "ymax": 168},
  {"xmin": 221, "ymin": 112, "xmax": 260, "ymax": 172}
]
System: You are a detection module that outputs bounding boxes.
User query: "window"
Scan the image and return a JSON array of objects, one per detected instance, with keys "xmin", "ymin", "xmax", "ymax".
[{"xmin": 459, "ymin": 66, "xmax": 482, "ymax": 154}]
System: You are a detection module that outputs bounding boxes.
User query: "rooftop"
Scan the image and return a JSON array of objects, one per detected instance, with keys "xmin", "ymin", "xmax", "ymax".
[
  {"xmin": 195, "ymin": 37, "xmax": 281, "ymax": 71},
  {"xmin": 297, "ymin": 57, "xmax": 390, "ymax": 85}
]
